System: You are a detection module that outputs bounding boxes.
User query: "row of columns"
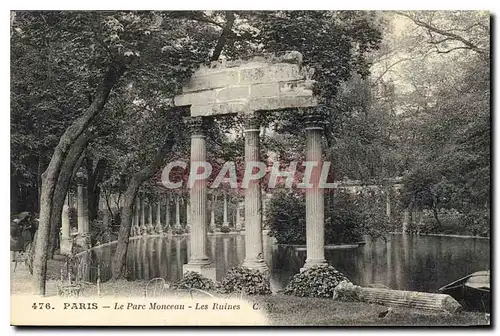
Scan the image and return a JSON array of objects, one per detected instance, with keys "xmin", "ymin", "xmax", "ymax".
[
  {"xmin": 60, "ymin": 171, "xmax": 91, "ymax": 254},
  {"xmin": 128, "ymin": 192, "xmax": 246, "ymax": 236},
  {"xmin": 61, "ymin": 108, "xmax": 329, "ymax": 278},
  {"xmin": 183, "ymin": 109, "xmax": 328, "ymax": 278}
]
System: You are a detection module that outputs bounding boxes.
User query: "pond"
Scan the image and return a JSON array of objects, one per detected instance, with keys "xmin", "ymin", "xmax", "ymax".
[{"xmin": 83, "ymin": 233, "xmax": 490, "ymax": 293}]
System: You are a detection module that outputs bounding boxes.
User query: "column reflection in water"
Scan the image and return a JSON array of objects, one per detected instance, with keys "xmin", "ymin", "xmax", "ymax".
[
  {"xmin": 156, "ymin": 238, "xmax": 164, "ymax": 279},
  {"xmin": 235, "ymin": 234, "xmax": 245, "ymax": 265},
  {"xmin": 175, "ymin": 237, "xmax": 182, "ymax": 281},
  {"xmin": 129, "ymin": 240, "xmax": 136, "ymax": 280},
  {"xmin": 263, "ymin": 234, "xmax": 272, "ymax": 270},
  {"xmin": 166, "ymin": 237, "xmax": 172, "ymax": 282},
  {"xmin": 401, "ymin": 233, "xmax": 410, "ymax": 289},
  {"xmin": 386, "ymin": 235, "xmax": 393, "ymax": 288},
  {"xmin": 210, "ymin": 235, "xmax": 216, "ymax": 260},
  {"xmin": 223, "ymin": 237, "xmax": 229, "ymax": 275},
  {"xmin": 148, "ymin": 238, "xmax": 155, "ymax": 279},
  {"xmin": 142, "ymin": 238, "xmax": 149, "ymax": 280},
  {"xmin": 362, "ymin": 236, "xmax": 374, "ymax": 286}
]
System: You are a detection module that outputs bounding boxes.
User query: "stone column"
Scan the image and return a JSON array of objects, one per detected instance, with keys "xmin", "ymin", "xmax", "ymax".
[
  {"xmin": 402, "ymin": 208, "xmax": 410, "ymax": 234},
  {"xmin": 147, "ymin": 201, "xmax": 154, "ymax": 233},
  {"xmin": 175, "ymin": 195, "xmax": 181, "ymax": 230},
  {"xmin": 183, "ymin": 116, "xmax": 215, "ymax": 280},
  {"xmin": 60, "ymin": 194, "xmax": 72, "ymax": 255},
  {"xmin": 210, "ymin": 194, "xmax": 216, "ymax": 232},
  {"xmin": 301, "ymin": 110, "xmax": 327, "ymax": 271},
  {"xmin": 242, "ymin": 116, "xmax": 268, "ymax": 272},
  {"xmin": 155, "ymin": 202, "xmax": 163, "ymax": 234},
  {"xmin": 386, "ymin": 187, "xmax": 392, "ymax": 221},
  {"xmin": 76, "ymin": 169, "xmax": 90, "ymax": 247},
  {"xmin": 135, "ymin": 197, "xmax": 141, "ymax": 234},
  {"xmin": 140, "ymin": 194, "xmax": 147, "ymax": 234},
  {"xmin": 165, "ymin": 194, "xmax": 171, "ymax": 232},
  {"xmin": 222, "ymin": 192, "xmax": 229, "ymax": 228},
  {"xmin": 186, "ymin": 200, "xmax": 191, "ymax": 232},
  {"xmin": 235, "ymin": 199, "xmax": 242, "ymax": 231}
]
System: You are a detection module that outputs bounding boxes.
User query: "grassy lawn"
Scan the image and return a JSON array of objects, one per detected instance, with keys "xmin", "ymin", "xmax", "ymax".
[{"xmin": 251, "ymin": 295, "xmax": 488, "ymax": 326}]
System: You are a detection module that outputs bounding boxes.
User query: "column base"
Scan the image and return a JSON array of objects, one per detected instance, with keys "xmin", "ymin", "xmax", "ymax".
[
  {"xmin": 300, "ymin": 259, "xmax": 328, "ymax": 273},
  {"xmin": 183, "ymin": 262, "xmax": 216, "ymax": 282},
  {"xmin": 242, "ymin": 258, "xmax": 269, "ymax": 274},
  {"xmin": 60, "ymin": 239, "xmax": 73, "ymax": 255}
]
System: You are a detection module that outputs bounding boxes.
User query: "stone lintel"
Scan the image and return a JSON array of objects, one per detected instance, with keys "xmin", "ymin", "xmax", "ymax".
[{"xmin": 190, "ymin": 96, "xmax": 318, "ymax": 117}]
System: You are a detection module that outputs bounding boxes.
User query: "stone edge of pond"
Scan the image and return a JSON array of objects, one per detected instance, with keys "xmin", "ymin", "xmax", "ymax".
[
  {"xmin": 390, "ymin": 232, "xmax": 490, "ymax": 239},
  {"xmin": 277, "ymin": 242, "xmax": 365, "ymax": 250}
]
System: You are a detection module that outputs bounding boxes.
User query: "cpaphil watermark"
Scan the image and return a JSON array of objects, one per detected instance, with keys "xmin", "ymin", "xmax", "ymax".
[{"xmin": 160, "ymin": 160, "xmax": 337, "ymax": 189}]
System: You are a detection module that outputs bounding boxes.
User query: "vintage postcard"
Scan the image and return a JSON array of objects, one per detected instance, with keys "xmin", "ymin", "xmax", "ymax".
[{"xmin": 10, "ymin": 10, "xmax": 490, "ymax": 326}]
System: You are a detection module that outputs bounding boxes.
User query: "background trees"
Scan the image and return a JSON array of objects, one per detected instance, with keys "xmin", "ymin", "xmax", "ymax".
[{"xmin": 11, "ymin": 10, "xmax": 490, "ymax": 294}]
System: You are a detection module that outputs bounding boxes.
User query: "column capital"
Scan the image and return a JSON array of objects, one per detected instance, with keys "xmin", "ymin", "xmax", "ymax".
[
  {"xmin": 244, "ymin": 115, "xmax": 260, "ymax": 131},
  {"xmin": 303, "ymin": 106, "xmax": 327, "ymax": 130},
  {"xmin": 75, "ymin": 168, "xmax": 87, "ymax": 185},
  {"xmin": 185, "ymin": 116, "xmax": 208, "ymax": 137}
]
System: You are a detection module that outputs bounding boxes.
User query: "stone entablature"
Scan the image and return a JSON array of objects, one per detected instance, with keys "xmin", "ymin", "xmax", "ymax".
[{"xmin": 174, "ymin": 51, "xmax": 317, "ymax": 117}]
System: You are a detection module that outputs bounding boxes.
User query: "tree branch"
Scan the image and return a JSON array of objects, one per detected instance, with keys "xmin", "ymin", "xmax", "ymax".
[
  {"xmin": 396, "ymin": 11, "xmax": 486, "ymax": 54},
  {"xmin": 210, "ymin": 11, "xmax": 236, "ymax": 61}
]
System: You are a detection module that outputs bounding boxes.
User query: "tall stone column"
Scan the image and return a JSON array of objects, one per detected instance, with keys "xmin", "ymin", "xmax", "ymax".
[
  {"xmin": 60, "ymin": 194, "xmax": 72, "ymax": 255},
  {"xmin": 155, "ymin": 202, "xmax": 163, "ymax": 234},
  {"xmin": 147, "ymin": 201, "xmax": 154, "ymax": 233},
  {"xmin": 235, "ymin": 198, "xmax": 242, "ymax": 231},
  {"xmin": 386, "ymin": 187, "xmax": 392, "ymax": 221},
  {"xmin": 140, "ymin": 194, "xmax": 147, "ymax": 234},
  {"xmin": 210, "ymin": 194, "xmax": 216, "ymax": 232},
  {"xmin": 402, "ymin": 208, "xmax": 410, "ymax": 234},
  {"xmin": 76, "ymin": 169, "xmax": 90, "ymax": 247},
  {"xmin": 164, "ymin": 194, "xmax": 171, "ymax": 232},
  {"xmin": 183, "ymin": 116, "xmax": 215, "ymax": 280},
  {"xmin": 186, "ymin": 200, "xmax": 191, "ymax": 232},
  {"xmin": 301, "ymin": 109, "xmax": 327, "ymax": 271},
  {"xmin": 135, "ymin": 197, "xmax": 141, "ymax": 234},
  {"xmin": 175, "ymin": 195, "xmax": 181, "ymax": 230},
  {"xmin": 242, "ymin": 116, "xmax": 268, "ymax": 272},
  {"xmin": 222, "ymin": 192, "xmax": 229, "ymax": 228}
]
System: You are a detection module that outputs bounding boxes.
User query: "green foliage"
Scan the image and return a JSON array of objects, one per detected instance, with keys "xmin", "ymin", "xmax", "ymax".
[
  {"xmin": 171, "ymin": 227, "xmax": 186, "ymax": 235},
  {"xmin": 283, "ymin": 266, "xmax": 350, "ymax": 298},
  {"xmin": 267, "ymin": 190, "xmax": 364, "ymax": 245},
  {"xmin": 174, "ymin": 271, "xmax": 215, "ymax": 290},
  {"xmin": 217, "ymin": 267, "xmax": 271, "ymax": 295},
  {"xmin": 220, "ymin": 226, "xmax": 231, "ymax": 233},
  {"xmin": 90, "ymin": 218, "xmax": 113, "ymax": 246},
  {"xmin": 417, "ymin": 210, "xmax": 489, "ymax": 237}
]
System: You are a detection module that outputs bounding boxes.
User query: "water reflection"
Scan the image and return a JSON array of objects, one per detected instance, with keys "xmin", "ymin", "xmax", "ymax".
[{"xmin": 85, "ymin": 234, "xmax": 489, "ymax": 293}]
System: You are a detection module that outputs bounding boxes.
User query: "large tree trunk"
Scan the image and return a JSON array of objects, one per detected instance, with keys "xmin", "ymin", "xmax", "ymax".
[
  {"xmin": 111, "ymin": 138, "xmax": 175, "ymax": 279},
  {"xmin": 32, "ymin": 63, "xmax": 125, "ymax": 295},
  {"xmin": 47, "ymin": 133, "xmax": 90, "ymax": 258},
  {"xmin": 87, "ymin": 159, "xmax": 107, "ymax": 220}
]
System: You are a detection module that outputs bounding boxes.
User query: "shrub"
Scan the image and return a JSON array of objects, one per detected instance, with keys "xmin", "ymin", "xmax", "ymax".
[
  {"xmin": 267, "ymin": 190, "xmax": 364, "ymax": 245},
  {"xmin": 171, "ymin": 227, "xmax": 185, "ymax": 235},
  {"xmin": 217, "ymin": 267, "xmax": 271, "ymax": 295},
  {"xmin": 220, "ymin": 226, "xmax": 231, "ymax": 233},
  {"xmin": 90, "ymin": 219, "xmax": 112, "ymax": 246},
  {"xmin": 283, "ymin": 265, "xmax": 350, "ymax": 298},
  {"xmin": 68, "ymin": 207, "xmax": 78, "ymax": 230},
  {"xmin": 174, "ymin": 271, "xmax": 215, "ymax": 290}
]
